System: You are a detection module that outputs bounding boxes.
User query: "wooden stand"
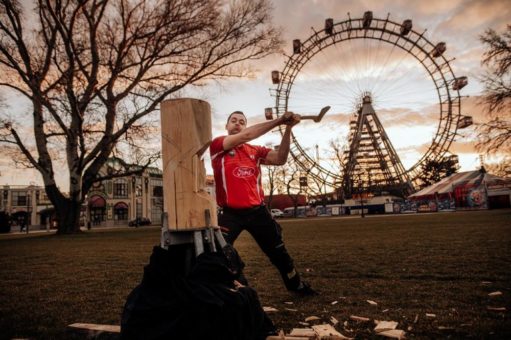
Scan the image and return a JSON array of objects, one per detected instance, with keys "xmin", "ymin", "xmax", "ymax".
[{"xmin": 159, "ymin": 98, "xmax": 224, "ymax": 255}]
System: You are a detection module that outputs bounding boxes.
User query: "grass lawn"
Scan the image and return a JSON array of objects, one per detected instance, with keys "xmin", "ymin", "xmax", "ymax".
[{"xmin": 0, "ymin": 209, "xmax": 510, "ymax": 339}]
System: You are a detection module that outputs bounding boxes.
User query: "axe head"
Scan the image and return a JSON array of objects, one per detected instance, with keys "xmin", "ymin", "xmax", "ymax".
[{"xmin": 313, "ymin": 106, "xmax": 331, "ymax": 122}]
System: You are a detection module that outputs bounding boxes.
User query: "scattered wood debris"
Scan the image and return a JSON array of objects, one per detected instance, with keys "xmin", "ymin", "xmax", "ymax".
[
  {"xmin": 376, "ymin": 329, "xmax": 406, "ymax": 339},
  {"xmin": 367, "ymin": 300, "xmax": 378, "ymax": 306},
  {"xmin": 331, "ymin": 300, "xmax": 339, "ymax": 305},
  {"xmin": 283, "ymin": 325, "xmax": 353, "ymax": 340},
  {"xmin": 382, "ymin": 309, "xmax": 389, "ymax": 313},
  {"xmin": 413, "ymin": 314, "xmax": 419, "ymax": 323},
  {"xmin": 263, "ymin": 306, "xmax": 279, "ymax": 313},
  {"xmin": 330, "ymin": 316, "xmax": 339, "ymax": 326},
  {"xmin": 285, "ymin": 308, "xmax": 298, "ymax": 312},
  {"xmin": 285, "ymin": 301, "xmax": 294, "ymax": 305},
  {"xmin": 481, "ymin": 281, "xmax": 492, "ymax": 285},
  {"xmin": 66, "ymin": 323, "xmax": 120, "ymax": 337},
  {"xmin": 350, "ymin": 315, "xmax": 370, "ymax": 322},
  {"xmin": 374, "ymin": 321, "xmax": 398, "ymax": 333},
  {"xmin": 312, "ymin": 324, "xmax": 352, "ymax": 339},
  {"xmin": 299, "ymin": 322, "xmax": 310, "ymax": 326},
  {"xmin": 305, "ymin": 316, "xmax": 321, "ymax": 322},
  {"xmin": 487, "ymin": 306, "xmax": 506, "ymax": 312},
  {"xmin": 267, "ymin": 333, "xmax": 309, "ymax": 340},
  {"xmin": 289, "ymin": 328, "xmax": 316, "ymax": 338},
  {"xmin": 438, "ymin": 326, "xmax": 454, "ymax": 330},
  {"xmin": 425, "ymin": 313, "xmax": 436, "ymax": 318},
  {"xmin": 488, "ymin": 291, "xmax": 503, "ymax": 297}
]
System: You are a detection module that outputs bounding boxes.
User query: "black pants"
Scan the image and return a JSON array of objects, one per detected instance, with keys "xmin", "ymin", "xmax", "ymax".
[{"xmin": 218, "ymin": 205, "xmax": 301, "ymax": 291}]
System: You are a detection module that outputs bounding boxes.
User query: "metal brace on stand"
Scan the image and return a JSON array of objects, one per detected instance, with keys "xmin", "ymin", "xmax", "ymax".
[{"xmin": 160, "ymin": 209, "xmax": 227, "ymax": 257}]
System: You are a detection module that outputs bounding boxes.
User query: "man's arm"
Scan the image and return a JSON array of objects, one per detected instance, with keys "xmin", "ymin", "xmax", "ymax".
[
  {"xmin": 263, "ymin": 114, "xmax": 300, "ymax": 166},
  {"xmin": 222, "ymin": 112, "xmax": 292, "ymax": 151}
]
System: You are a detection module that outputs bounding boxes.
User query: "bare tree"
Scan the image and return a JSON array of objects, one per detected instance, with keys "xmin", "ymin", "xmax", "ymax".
[
  {"xmin": 485, "ymin": 156, "xmax": 511, "ymax": 178},
  {"xmin": 280, "ymin": 164, "xmax": 304, "ymax": 217},
  {"xmin": 477, "ymin": 25, "xmax": 511, "ymax": 155},
  {"xmin": 417, "ymin": 158, "xmax": 459, "ymax": 189},
  {"xmin": 263, "ymin": 165, "xmax": 280, "ymax": 209},
  {"xmin": 0, "ymin": 0, "xmax": 281, "ymax": 233}
]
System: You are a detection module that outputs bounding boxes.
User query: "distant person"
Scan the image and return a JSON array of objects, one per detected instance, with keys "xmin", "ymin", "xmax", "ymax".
[
  {"xmin": 19, "ymin": 218, "xmax": 26, "ymax": 232},
  {"xmin": 210, "ymin": 110, "xmax": 316, "ymax": 296}
]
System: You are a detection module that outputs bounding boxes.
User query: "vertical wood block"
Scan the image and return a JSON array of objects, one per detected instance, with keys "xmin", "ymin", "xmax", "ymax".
[{"xmin": 161, "ymin": 98, "xmax": 218, "ymax": 230}]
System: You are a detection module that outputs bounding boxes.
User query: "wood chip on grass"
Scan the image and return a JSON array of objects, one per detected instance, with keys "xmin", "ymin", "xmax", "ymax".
[
  {"xmin": 263, "ymin": 306, "xmax": 278, "ymax": 313},
  {"xmin": 350, "ymin": 315, "xmax": 370, "ymax": 322},
  {"xmin": 305, "ymin": 316, "xmax": 321, "ymax": 322},
  {"xmin": 376, "ymin": 329, "xmax": 406, "ymax": 339},
  {"xmin": 289, "ymin": 328, "xmax": 316, "ymax": 338},
  {"xmin": 312, "ymin": 324, "xmax": 352, "ymax": 339},
  {"xmin": 488, "ymin": 291, "xmax": 503, "ymax": 297},
  {"xmin": 374, "ymin": 321, "xmax": 399, "ymax": 333},
  {"xmin": 487, "ymin": 306, "xmax": 506, "ymax": 312}
]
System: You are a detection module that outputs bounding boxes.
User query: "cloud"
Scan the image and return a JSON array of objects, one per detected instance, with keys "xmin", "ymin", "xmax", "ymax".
[
  {"xmin": 450, "ymin": 140, "xmax": 479, "ymax": 154},
  {"xmin": 436, "ymin": 0, "xmax": 510, "ymax": 35}
]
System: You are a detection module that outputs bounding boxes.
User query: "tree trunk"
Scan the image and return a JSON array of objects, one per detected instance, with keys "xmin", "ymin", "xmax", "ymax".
[
  {"xmin": 55, "ymin": 199, "xmax": 82, "ymax": 234},
  {"xmin": 44, "ymin": 184, "xmax": 82, "ymax": 234}
]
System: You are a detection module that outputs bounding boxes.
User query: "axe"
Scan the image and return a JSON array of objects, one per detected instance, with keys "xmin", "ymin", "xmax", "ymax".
[{"xmin": 264, "ymin": 106, "xmax": 331, "ymax": 123}]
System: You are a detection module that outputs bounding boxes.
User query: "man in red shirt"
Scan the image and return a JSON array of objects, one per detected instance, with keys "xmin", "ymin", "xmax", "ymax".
[{"xmin": 210, "ymin": 110, "xmax": 316, "ymax": 296}]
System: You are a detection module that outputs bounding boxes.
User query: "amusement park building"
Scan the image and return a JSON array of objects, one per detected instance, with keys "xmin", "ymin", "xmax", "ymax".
[
  {"xmin": 0, "ymin": 184, "xmax": 47, "ymax": 228},
  {"xmin": 408, "ymin": 168, "xmax": 511, "ymax": 211}
]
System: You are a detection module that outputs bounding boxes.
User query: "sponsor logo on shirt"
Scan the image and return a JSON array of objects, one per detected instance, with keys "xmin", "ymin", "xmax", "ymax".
[{"xmin": 233, "ymin": 166, "xmax": 255, "ymax": 178}]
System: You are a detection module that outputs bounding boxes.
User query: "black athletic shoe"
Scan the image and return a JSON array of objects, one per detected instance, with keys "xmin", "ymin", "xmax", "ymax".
[{"xmin": 293, "ymin": 281, "xmax": 318, "ymax": 296}]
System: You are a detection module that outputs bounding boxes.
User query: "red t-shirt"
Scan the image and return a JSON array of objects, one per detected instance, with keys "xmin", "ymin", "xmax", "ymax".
[{"xmin": 210, "ymin": 136, "xmax": 271, "ymax": 209}]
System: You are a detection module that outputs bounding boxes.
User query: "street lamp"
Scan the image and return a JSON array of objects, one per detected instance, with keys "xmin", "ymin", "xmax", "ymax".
[
  {"xmin": 144, "ymin": 177, "xmax": 149, "ymax": 219},
  {"xmin": 26, "ymin": 190, "xmax": 31, "ymax": 233}
]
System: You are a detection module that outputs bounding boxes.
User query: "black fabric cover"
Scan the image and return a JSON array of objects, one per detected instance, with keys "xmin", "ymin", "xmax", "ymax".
[{"xmin": 121, "ymin": 244, "xmax": 274, "ymax": 340}]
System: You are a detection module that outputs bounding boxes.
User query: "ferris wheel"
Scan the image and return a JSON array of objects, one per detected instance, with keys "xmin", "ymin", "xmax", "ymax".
[{"xmin": 268, "ymin": 11, "xmax": 472, "ymax": 195}]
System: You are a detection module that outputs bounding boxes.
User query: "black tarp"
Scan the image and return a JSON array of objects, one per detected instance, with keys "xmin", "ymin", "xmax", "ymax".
[{"xmin": 121, "ymin": 244, "xmax": 275, "ymax": 340}]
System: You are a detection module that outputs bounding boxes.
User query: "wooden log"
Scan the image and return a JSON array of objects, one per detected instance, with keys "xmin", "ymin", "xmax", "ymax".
[
  {"xmin": 66, "ymin": 323, "xmax": 120, "ymax": 339},
  {"xmin": 160, "ymin": 98, "xmax": 218, "ymax": 230}
]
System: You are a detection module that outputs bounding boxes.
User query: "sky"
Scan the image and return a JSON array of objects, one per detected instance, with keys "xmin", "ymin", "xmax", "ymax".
[{"xmin": 1, "ymin": 0, "xmax": 510, "ymax": 190}]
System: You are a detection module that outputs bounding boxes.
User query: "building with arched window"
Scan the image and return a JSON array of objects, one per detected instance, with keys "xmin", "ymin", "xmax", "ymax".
[
  {"xmin": 1, "ymin": 157, "xmax": 218, "ymax": 230},
  {"xmin": 85, "ymin": 158, "xmax": 164, "ymax": 227}
]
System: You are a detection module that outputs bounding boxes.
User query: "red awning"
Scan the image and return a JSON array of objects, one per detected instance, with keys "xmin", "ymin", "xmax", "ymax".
[
  {"xmin": 114, "ymin": 202, "xmax": 128, "ymax": 210},
  {"xmin": 89, "ymin": 195, "xmax": 106, "ymax": 208}
]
